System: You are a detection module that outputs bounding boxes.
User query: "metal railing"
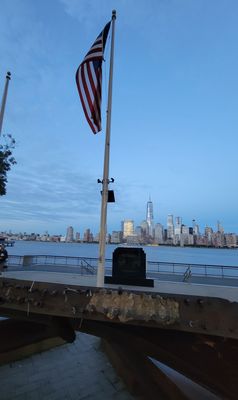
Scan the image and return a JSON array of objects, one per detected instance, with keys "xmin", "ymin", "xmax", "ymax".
[
  {"xmin": 7, "ymin": 255, "xmax": 112, "ymax": 276},
  {"xmin": 6, "ymin": 255, "xmax": 238, "ymax": 282},
  {"xmin": 146, "ymin": 260, "xmax": 238, "ymax": 280}
]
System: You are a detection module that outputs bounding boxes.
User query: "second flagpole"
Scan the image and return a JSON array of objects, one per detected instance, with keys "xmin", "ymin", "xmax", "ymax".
[
  {"xmin": 97, "ymin": 10, "xmax": 116, "ymax": 287},
  {"xmin": 0, "ymin": 72, "xmax": 11, "ymax": 138}
]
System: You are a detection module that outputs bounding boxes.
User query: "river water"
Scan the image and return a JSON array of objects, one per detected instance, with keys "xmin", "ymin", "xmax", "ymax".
[{"xmin": 7, "ymin": 240, "xmax": 238, "ymax": 266}]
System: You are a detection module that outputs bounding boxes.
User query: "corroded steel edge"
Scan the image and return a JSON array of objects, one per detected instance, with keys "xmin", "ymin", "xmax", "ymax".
[{"xmin": 0, "ymin": 277, "xmax": 237, "ymax": 339}]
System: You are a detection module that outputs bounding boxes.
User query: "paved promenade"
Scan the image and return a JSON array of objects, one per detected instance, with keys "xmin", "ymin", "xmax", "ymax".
[
  {"xmin": 2, "ymin": 269, "xmax": 238, "ymax": 302},
  {"xmin": 0, "ymin": 332, "xmax": 134, "ymax": 400}
]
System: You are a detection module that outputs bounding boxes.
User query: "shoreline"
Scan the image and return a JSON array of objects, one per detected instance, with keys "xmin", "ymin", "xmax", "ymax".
[{"xmin": 5, "ymin": 239, "xmax": 238, "ymax": 250}]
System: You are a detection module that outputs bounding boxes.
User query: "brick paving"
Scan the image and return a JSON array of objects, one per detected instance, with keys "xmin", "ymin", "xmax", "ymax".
[{"xmin": 0, "ymin": 332, "xmax": 135, "ymax": 400}]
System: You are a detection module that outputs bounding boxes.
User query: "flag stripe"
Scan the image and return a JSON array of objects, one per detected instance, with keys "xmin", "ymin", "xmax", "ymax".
[
  {"xmin": 76, "ymin": 21, "xmax": 111, "ymax": 134},
  {"xmin": 83, "ymin": 63, "xmax": 99, "ymax": 130},
  {"xmin": 76, "ymin": 66, "xmax": 96, "ymax": 132},
  {"xmin": 87, "ymin": 62, "xmax": 101, "ymax": 126}
]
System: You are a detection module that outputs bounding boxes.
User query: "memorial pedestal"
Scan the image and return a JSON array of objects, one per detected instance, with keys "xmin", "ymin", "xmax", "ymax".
[{"xmin": 105, "ymin": 247, "xmax": 154, "ymax": 287}]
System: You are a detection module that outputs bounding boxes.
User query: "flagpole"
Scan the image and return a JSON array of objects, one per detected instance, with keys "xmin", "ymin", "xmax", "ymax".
[
  {"xmin": 97, "ymin": 10, "xmax": 116, "ymax": 287},
  {"xmin": 0, "ymin": 72, "xmax": 11, "ymax": 137}
]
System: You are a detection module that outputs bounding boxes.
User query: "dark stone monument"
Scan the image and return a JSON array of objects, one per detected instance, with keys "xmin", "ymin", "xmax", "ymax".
[{"xmin": 105, "ymin": 247, "xmax": 154, "ymax": 287}]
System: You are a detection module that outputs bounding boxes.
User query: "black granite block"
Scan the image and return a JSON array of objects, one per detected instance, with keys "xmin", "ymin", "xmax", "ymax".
[{"xmin": 105, "ymin": 247, "xmax": 154, "ymax": 287}]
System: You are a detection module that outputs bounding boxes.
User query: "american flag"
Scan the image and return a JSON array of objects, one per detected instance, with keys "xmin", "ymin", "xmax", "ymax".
[{"xmin": 76, "ymin": 22, "xmax": 111, "ymax": 134}]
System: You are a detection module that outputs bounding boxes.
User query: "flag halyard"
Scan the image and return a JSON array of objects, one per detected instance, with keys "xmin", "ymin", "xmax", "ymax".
[{"xmin": 76, "ymin": 22, "xmax": 111, "ymax": 134}]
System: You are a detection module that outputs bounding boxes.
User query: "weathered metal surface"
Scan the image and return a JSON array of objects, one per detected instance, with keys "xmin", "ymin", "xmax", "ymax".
[
  {"xmin": 102, "ymin": 339, "xmax": 190, "ymax": 400},
  {"xmin": 0, "ymin": 318, "xmax": 64, "ymax": 354},
  {"xmin": 1, "ymin": 277, "xmax": 238, "ymax": 340},
  {"xmin": 77, "ymin": 319, "xmax": 238, "ymax": 400},
  {"xmin": 0, "ymin": 319, "xmax": 66, "ymax": 366},
  {"xmin": 86, "ymin": 290, "xmax": 179, "ymax": 323},
  {"xmin": 0, "ymin": 312, "xmax": 235, "ymax": 398}
]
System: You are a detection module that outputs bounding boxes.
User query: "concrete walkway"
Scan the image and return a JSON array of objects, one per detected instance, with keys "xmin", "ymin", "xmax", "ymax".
[
  {"xmin": 2, "ymin": 269, "xmax": 238, "ymax": 302},
  {"xmin": 0, "ymin": 332, "xmax": 135, "ymax": 400}
]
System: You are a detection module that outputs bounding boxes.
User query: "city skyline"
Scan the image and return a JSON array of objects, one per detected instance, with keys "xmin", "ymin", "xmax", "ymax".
[
  {"xmin": 2, "ymin": 210, "xmax": 237, "ymax": 249},
  {"xmin": 0, "ymin": 1, "xmax": 238, "ymax": 234},
  {"xmin": 1, "ymin": 201, "xmax": 236, "ymax": 238}
]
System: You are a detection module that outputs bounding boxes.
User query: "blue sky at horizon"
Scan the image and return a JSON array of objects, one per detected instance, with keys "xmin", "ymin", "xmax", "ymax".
[{"xmin": 0, "ymin": 0, "xmax": 237, "ymax": 236}]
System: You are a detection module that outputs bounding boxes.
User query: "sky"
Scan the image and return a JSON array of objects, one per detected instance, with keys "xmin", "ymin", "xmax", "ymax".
[{"xmin": 0, "ymin": 0, "xmax": 237, "ymax": 236}]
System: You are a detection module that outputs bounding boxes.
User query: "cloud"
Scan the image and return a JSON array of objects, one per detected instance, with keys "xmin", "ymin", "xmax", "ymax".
[
  {"xmin": 60, "ymin": 0, "xmax": 117, "ymax": 24},
  {"xmin": 59, "ymin": 0, "xmax": 164, "ymax": 31},
  {"xmin": 0, "ymin": 161, "xmax": 102, "ymax": 231},
  {"xmin": 0, "ymin": 156, "xmax": 152, "ymax": 234}
]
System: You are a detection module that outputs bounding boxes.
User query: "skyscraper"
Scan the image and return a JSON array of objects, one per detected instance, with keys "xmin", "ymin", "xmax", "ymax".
[
  {"xmin": 66, "ymin": 226, "xmax": 74, "ymax": 242},
  {"xmin": 83, "ymin": 228, "xmax": 93, "ymax": 242},
  {"xmin": 174, "ymin": 217, "xmax": 182, "ymax": 236},
  {"xmin": 167, "ymin": 214, "xmax": 174, "ymax": 239},
  {"xmin": 140, "ymin": 220, "xmax": 149, "ymax": 241},
  {"xmin": 217, "ymin": 221, "xmax": 224, "ymax": 234},
  {"xmin": 192, "ymin": 219, "xmax": 200, "ymax": 236},
  {"xmin": 122, "ymin": 220, "xmax": 134, "ymax": 238},
  {"xmin": 146, "ymin": 197, "xmax": 154, "ymax": 238},
  {"xmin": 154, "ymin": 223, "xmax": 164, "ymax": 244}
]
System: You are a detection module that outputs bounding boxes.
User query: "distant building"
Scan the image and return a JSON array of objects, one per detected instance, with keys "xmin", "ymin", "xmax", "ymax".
[
  {"xmin": 111, "ymin": 231, "xmax": 123, "ymax": 244},
  {"xmin": 167, "ymin": 214, "xmax": 174, "ymax": 240},
  {"xmin": 212, "ymin": 232, "xmax": 225, "ymax": 247},
  {"xmin": 122, "ymin": 220, "xmax": 134, "ymax": 239},
  {"xmin": 41, "ymin": 233, "xmax": 50, "ymax": 242},
  {"xmin": 66, "ymin": 226, "xmax": 74, "ymax": 242},
  {"xmin": 135, "ymin": 226, "xmax": 143, "ymax": 242},
  {"xmin": 146, "ymin": 198, "xmax": 154, "ymax": 238},
  {"xmin": 126, "ymin": 234, "xmax": 140, "ymax": 245},
  {"xmin": 154, "ymin": 223, "xmax": 164, "ymax": 244},
  {"xmin": 217, "ymin": 221, "xmax": 224, "ymax": 234},
  {"xmin": 193, "ymin": 222, "xmax": 200, "ymax": 236},
  {"xmin": 51, "ymin": 235, "xmax": 61, "ymax": 242},
  {"xmin": 75, "ymin": 232, "xmax": 80, "ymax": 242},
  {"xmin": 94, "ymin": 233, "xmax": 100, "ymax": 242},
  {"xmin": 140, "ymin": 220, "xmax": 149, "ymax": 242},
  {"xmin": 204, "ymin": 226, "xmax": 213, "ymax": 245},
  {"xmin": 83, "ymin": 228, "xmax": 93, "ymax": 243},
  {"xmin": 174, "ymin": 217, "xmax": 182, "ymax": 236},
  {"xmin": 180, "ymin": 233, "xmax": 194, "ymax": 246},
  {"xmin": 225, "ymin": 233, "xmax": 237, "ymax": 248}
]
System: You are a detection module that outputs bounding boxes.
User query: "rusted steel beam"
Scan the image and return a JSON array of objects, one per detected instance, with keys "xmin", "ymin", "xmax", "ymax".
[
  {"xmin": 0, "ymin": 319, "xmax": 56, "ymax": 354},
  {"xmin": 0, "ymin": 317, "xmax": 75, "ymax": 354},
  {"xmin": 0, "ymin": 307, "xmax": 237, "ymax": 399},
  {"xmin": 77, "ymin": 319, "xmax": 237, "ymax": 400},
  {"xmin": 0, "ymin": 277, "xmax": 238, "ymax": 340},
  {"xmin": 102, "ymin": 339, "xmax": 189, "ymax": 400}
]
